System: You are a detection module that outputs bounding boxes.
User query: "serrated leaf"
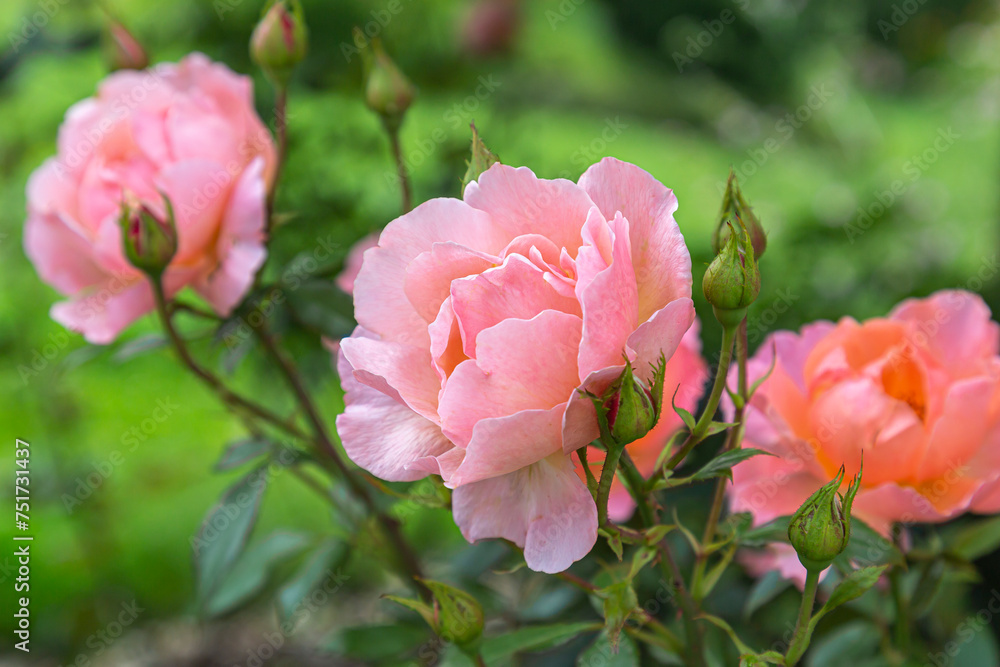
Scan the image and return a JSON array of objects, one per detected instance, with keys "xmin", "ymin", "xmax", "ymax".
[
  {"xmin": 481, "ymin": 622, "xmax": 600, "ymax": 663},
  {"xmin": 276, "ymin": 538, "xmax": 345, "ymax": 622},
  {"xmin": 214, "ymin": 438, "xmax": 272, "ymax": 472},
  {"xmin": 809, "ymin": 565, "xmax": 887, "ymax": 631},
  {"xmin": 193, "ymin": 466, "xmax": 268, "ymax": 608},
  {"xmin": 743, "ymin": 571, "xmax": 791, "ymax": 619},
  {"xmin": 578, "ymin": 631, "xmax": 639, "ymax": 667},
  {"xmin": 204, "ymin": 531, "xmax": 310, "ymax": 617},
  {"xmin": 692, "ymin": 448, "xmax": 774, "ymax": 482}
]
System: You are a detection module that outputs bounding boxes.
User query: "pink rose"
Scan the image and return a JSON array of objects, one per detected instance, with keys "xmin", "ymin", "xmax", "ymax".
[
  {"xmin": 728, "ymin": 290, "xmax": 1000, "ymax": 583},
  {"xmin": 576, "ymin": 321, "xmax": 708, "ymax": 522},
  {"xmin": 24, "ymin": 53, "xmax": 276, "ymax": 344},
  {"xmin": 337, "ymin": 158, "xmax": 695, "ymax": 572}
]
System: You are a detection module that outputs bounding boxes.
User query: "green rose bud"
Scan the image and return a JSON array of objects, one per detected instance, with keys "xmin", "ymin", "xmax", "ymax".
[
  {"xmin": 119, "ymin": 197, "xmax": 177, "ymax": 280},
  {"xmin": 703, "ymin": 218, "xmax": 760, "ymax": 327},
  {"xmin": 604, "ymin": 362, "xmax": 658, "ymax": 446},
  {"xmin": 385, "ymin": 579, "xmax": 484, "ymax": 652},
  {"xmin": 461, "ymin": 122, "xmax": 499, "ymax": 195},
  {"xmin": 355, "ymin": 28, "xmax": 416, "ymax": 130},
  {"xmin": 788, "ymin": 462, "xmax": 863, "ymax": 571},
  {"xmin": 250, "ymin": 0, "xmax": 308, "ymax": 87},
  {"xmin": 713, "ymin": 169, "xmax": 766, "ymax": 259}
]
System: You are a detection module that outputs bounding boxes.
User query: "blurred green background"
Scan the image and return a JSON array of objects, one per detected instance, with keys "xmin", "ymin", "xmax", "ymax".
[{"xmin": 1, "ymin": 0, "xmax": 999, "ymax": 664}]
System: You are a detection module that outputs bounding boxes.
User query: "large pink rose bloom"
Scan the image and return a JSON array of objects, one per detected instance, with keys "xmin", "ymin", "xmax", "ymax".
[
  {"xmin": 337, "ymin": 158, "xmax": 695, "ymax": 572},
  {"xmin": 728, "ymin": 290, "xmax": 1000, "ymax": 584},
  {"xmin": 25, "ymin": 53, "xmax": 276, "ymax": 344}
]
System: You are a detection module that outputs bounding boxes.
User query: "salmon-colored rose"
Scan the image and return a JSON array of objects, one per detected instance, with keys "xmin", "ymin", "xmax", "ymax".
[
  {"xmin": 728, "ymin": 290, "xmax": 1000, "ymax": 583},
  {"xmin": 24, "ymin": 53, "xmax": 276, "ymax": 344}
]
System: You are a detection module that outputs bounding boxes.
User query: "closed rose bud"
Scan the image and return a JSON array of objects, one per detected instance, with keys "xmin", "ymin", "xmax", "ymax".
[
  {"xmin": 604, "ymin": 362, "xmax": 658, "ymax": 446},
  {"xmin": 119, "ymin": 197, "xmax": 177, "ymax": 280},
  {"xmin": 105, "ymin": 21, "xmax": 148, "ymax": 71},
  {"xmin": 461, "ymin": 122, "xmax": 499, "ymax": 194},
  {"xmin": 703, "ymin": 218, "xmax": 760, "ymax": 327},
  {"xmin": 713, "ymin": 169, "xmax": 766, "ymax": 259},
  {"xmin": 250, "ymin": 0, "xmax": 308, "ymax": 87},
  {"xmin": 788, "ymin": 463, "xmax": 862, "ymax": 571},
  {"xmin": 355, "ymin": 28, "xmax": 416, "ymax": 128},
  {"xmin": 385, "ymin": 579, "xmax": 484, "ymax": 652}
]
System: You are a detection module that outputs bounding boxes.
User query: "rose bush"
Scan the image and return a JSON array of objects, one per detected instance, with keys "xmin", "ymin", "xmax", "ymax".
[
  {"xmin": 336, "ymin": 157, "xmax": 696, "ymax": 572},
  {"xmin": 728, "ymin": 290, "xmax": 1000, "ymax": 583},
  {"xmin": 24, "ymin": 53, "xmax": 276, "ymax": 344}
]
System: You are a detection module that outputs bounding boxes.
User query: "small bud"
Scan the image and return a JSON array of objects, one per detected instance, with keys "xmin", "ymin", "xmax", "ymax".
[
  {"xmin": 604, "ymin": 362, "xmax": 658, "ymax": 446},
  {"xmin": 105, "ymin": 21, "xmax": 148, "ymax": 71},
  {"xmin": 702, "ymin": 218, "xmax": 760, "ymax": 328},
  {"xmin": 119, "ymin": 196, "xmax": 177, "ymax": 279},
  {"xmin": 788, "ymin": 462, "xmax": 862, "ymax": 571},
  {"xmin": 713, "ymin": 169, "xmax": 766, "ymax": 259},
  {"xmin": 250, "ymin": 0, "xmax": 308, "ymax": 87},
  {"xmin": 385, "ymin": 579, "xmax": 484, "ymax": 651},
  {"xmin": 461, "ymin": 122, "xmax": 499, "ymax": 194},
  {"xmin": 355, "ymin": 28, "xmax": 416, "ymax": 129}
]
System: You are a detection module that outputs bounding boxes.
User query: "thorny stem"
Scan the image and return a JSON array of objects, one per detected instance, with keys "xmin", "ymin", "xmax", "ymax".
[
  {"xmin": 691, "ymin": 317, "xmax": 748, "ymax": 601},
  {"xmin": 661, "ymin": 323, "xmax": 738, "ymax": 474}
]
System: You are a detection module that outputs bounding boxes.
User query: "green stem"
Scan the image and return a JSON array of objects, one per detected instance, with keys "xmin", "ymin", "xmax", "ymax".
[
  {"xmin": 890, "ymin": 527, "xmax": 910, "ymax": 654},
  {"xmin": 385, "ymin": 120, "xmax": 412, "ymax": 213},
  {"xmin": 691, "ymin": 318, "xmax": 748, "ymax": 601},
  {"xmin": 617, "ymin": 453, "xmax": 705, "ymax": 667},
  {"xmin": 662, "ymin": 322, "xmax": 738, "ymax": 473},
  {"xmin": 786, "ymin": 568, "xmax": 820, "ymax": 666},
  {"xmin": 266, "ymin": 85, "xmax": 288, "ymax": 233},
  {"xmin": 596, "ymin": 440, "xmax": 626, "ymax": 527}
]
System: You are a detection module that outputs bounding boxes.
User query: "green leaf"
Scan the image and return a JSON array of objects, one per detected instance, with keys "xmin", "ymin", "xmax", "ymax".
[
  {"xmin": 599, "ymin": 581, "xmax": 638, "ymax": 650},
  {"xmin": 835, "ymin": 517, "xmax": 904, "ymax": 569},
  {"xmin": 112, "ymin": 333, "xmax": 167, "ymax": 362},
  {"xmin": 692, "ymin": 448, "xmax": 774, "ymax": 482},
  {"xmin": 193, "ymin": 466, "xmax": 268, "ymax": 607},
  {"xmin": 421, "ymin": 579, "xmax": 486, "ymax": 646},
  {"xmin": 743, "ymin": 570, "xmax": 792, "ymax": 619},
  {"xmin": 327, "ymin": 623, "xmax": 428, "ymax": 661},
  {"xmin": 578, "ymin": 631, "xmax": 639, "ymax": 667},
  {"xmin": 740, "ymin": 516, "xmax": 791, "ymax": 548},
  {"xmin": 703, "ymin": 420, "xmax": 737, "ymax": 437},
  {"xmin": 204, "ymin": 531, "xmax": 310, "ymax": 617},
  {"xmin": 909, "ymin": 558, "xmax": 946, "ymax": 618},
  {"xmin": 628, "ymin": 546, "xmax": 658, "ymax": 580},
  {"xmin": 285, "ymin": 279, "xmax": 356, "ymax": 339},
  {"xmin": 806, "ymin": 620, "xmax": 880, "ymax": 667},
  {"xmin": 739, "ymin": 651, "xmax": 785, "ymax": 666},
  {"xmin": 697, "ymin": 542, "xmax": 737, "ymax": 599},
  {"xmin": 945, "ymin": 516, "xmax": 1000, "ymax": 561},
  {"xmin": 276, "ymin": 538, "xmax": 345, "ymax": 622},
  {"xmin": 809, "ymin": 565, "xmax": 888, "ymax": 631},
  {"xmin": 600, "ymin": 526, "xmax": 624, "ymax": 561},
  {"xmin": 481, "ymin": 622, "xmax": 600, "ymax": 663},
  {"xmin": 214, "ymin": 438, "xmax": 272, "ymax": 472},
  {"xmin": 698, "ymin": 613, "xmax": 756, "ymax": 655}
]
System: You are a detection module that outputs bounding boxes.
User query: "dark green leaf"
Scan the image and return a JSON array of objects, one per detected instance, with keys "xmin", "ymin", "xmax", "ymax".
[
  {"xmin": 599, "ymin": 581, "xmax": 637, "ymax": 649},
  {"xmin": 698, "ymin": 613, "xmax": 756, "ymax": 655},
  {"xmin": 286, "ymin": 279, "xmax": 356, "ymax": 339},
  {"xmin": 193, "ymin": 466, "xmax": 268, "ymax": 607},
  {"xmin": 692, "ymin": 448, "xmax": 774, "ymax": 482},
  {"xmin": 945, "ymin": 516, "xmax": 1000, "ymax": 561},
  {"xmin": 578, "ymin": 631, "xmax": 639, "ymax": 667},
  {"xmin": 910, "ymin": 558, "xmax": 946, "ymax": 618},
  {"xmin": 835, "ymin": 518, "xmax": 904, "ymax": 569},
  {"xmin": 743, "ymin": 571, "xmax": 792, "ymax": 619},
  {"xmin": 740, "ymin": 516, "xmax": 791, "ymax": 548},
  {"xmin": 204, "ymin": 531, "xmax": 310, "ymax": 617},
  {"xmin": 809, "ymin": 565, "xmax": 887, "ymax": 629},
  {"xmin": 214, "ymin": 438, "xmax": 272, "ymax": 472},
  {"xmin": 481, "ymin": 622, "xmax": 600, "ymax": 663},
  {"xmin": 276, "ymin": 538, "xmax": 345, "ymax": 622},
  {"xmin": 327, "ymin": 623, "xmax": 428, "ymax": 661},
  {"xmin": 806, "ymin": 620, "xmax": 880, "ymax": 667}
]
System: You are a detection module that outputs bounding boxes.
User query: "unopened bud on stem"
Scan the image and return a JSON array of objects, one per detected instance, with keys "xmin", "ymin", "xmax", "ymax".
[
  {"xmin": 703, "ymin": 218, "xmax": 760, "ymax": 328},
  {"xmin": 788, "ymin": 462, "xmax": 863, "ymax": 571},
  {"xmin": 250, "ymin": 0, "xmax": 308, "ymax": 87},
  {"xmin": 119, "ymin": 196, "xmax": 177, "ymax": 280}
]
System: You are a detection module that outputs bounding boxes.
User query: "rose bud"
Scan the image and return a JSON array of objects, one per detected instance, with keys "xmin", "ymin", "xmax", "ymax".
[
  {"xmin": 713, "ymin": 169, "xmax": 766, "ymax": 259},
  {"xmin": 355, "ymin": 28, "xmax": 416, "ymax": 129},
  {"xmin": 702, "ymin": 217, "xmax": 760, "ymax": 327},
  {"xmin": 788, "ymin": 463, "xmax": 862, "ymax": 571},
  {"xmin": 461, "ymin": 122, "xmax": 499, "ymax": 195},
  {"xmin": 105, "ymin": 21, "xmax": 148, "ymax": 71},
  {"xmin": 250, "ymin": 0, "xmax": 308, "ymax": 87},
  {"xmin": 604, "ymin": 362, "xmax": 660, "ymax": 446},
  {"xmin": 385, "ymin": 579, "xmax": 484, "ymax": 651},
  {"xmin": 119, "ymin": 197, "xmax": 177, "ymax": 280}
]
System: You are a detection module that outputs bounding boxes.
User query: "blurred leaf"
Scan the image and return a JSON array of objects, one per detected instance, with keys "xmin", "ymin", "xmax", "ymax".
[
  {"xmin": 112, "ymin": 333, "xmax": 167, "ymax": 362},
  {"xmin": 953, "ymin": 620, "xmax": 1000, "ymax": 667},
  {"xmin": 835, "ymin": 519, "xmax": 904, "ymax": 570},
  {"xmin": 204, "ymin": 531, "xmax": 310, "ymax": 617},
  {"xmin": 599, "ymin": 580, "xmax": 638, "ymax": 650},
  {"xmin": 944, "ymin": 516, "xmax": 1000, "ymax": 561},
  {"xmin": 744, "ymin": 571, "xmax": 792, "ymax": 619},
  {"xmin": 578, "ymin": 631, "xmax": 639, "ymax": 667},
  {"xmin": 481, "ymin": 622, "xmax": 600, "ymax": 663},
  {"xmin": 806, "ymin": 620, "xmax": 880, "ymax": 667},
  {"xmin": 193, "ymin": 466, "xmax": 268, "ymax": 607},
  {"xmin": 740, "ymin": 516, "xmax": 791, "ymax": 548},
  {"xmin": 214, "ymin": 438, "xmax": 272, "ymax": 472},
  {"xmin": 213, "ymin": 315, "xmax": 257, "ymax": 375},
  {"xmin": 910, "ymin": 558, "xmax": 946, "ymax": 618},
  {"xmin": 809, "ymin": 566, "xmax": 887, "ymax": 630},
  {"xmin": 327, "ymin": 623, "xmax": 428, "ymax": 661},
  {"xmin": 276, "ymin": 538, "xmax": 345, "ymax": 622},
  {"xmin": 698, "ymin": 613, "xmax": 756, "ymax": 655},
  {"xmin": 285, "ymin": 279, "xmax": 356, "ymax": 339}
]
